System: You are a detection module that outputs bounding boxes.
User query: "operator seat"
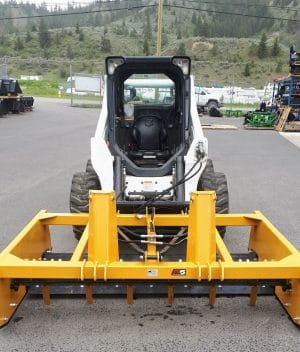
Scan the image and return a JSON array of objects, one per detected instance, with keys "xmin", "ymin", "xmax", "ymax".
[{"xmin": 130, "ymin": 115, "xmax": 169, "ymax": 161}]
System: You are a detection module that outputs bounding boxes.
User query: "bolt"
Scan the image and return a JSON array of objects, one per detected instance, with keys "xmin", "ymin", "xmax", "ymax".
[
  {"xmin": 0, "ymin": 318, "xmax": 8, "ymax": 321},
  {"xmin": 283, "ymin": 303, "xmax": 291, "ymax": 307},
  {"xmin": 9, "ymin": 303, "xmax": 17, "ymax": 307},
  {"xmin": 293, "ymin": 317, "xmax": 300, "ymax": 320}
]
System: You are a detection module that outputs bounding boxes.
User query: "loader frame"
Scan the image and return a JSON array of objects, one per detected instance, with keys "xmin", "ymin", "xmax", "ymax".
[{"xmin": 1, "ymin": 191, "xmax": 300, "ymax": 328}]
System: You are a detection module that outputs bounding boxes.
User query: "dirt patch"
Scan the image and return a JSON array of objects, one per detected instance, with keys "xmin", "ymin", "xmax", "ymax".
[{"xmin": 192, "ymin": 41, "xmax": 213, "ymax": 51}]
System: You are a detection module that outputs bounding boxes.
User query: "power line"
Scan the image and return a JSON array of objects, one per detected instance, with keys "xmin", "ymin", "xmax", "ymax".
[
  {"xmin": 0, "ymin": 1, "xmax": 299, "ymax": 23},
  {"xmin": 167, "ymin": 4, "xmax": 300, "ymax": 22},
  {"xmin": 0, "ymin": 4, "xmax": 156, "ymax": 21},
  {"xmin": 180, "ymin": 0, "xmax": 300, "ymax": 12}
]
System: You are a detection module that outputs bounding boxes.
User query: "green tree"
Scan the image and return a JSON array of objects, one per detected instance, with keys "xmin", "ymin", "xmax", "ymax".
[
  {"xmin": 192, "ymin": 12, "xmax": 197, "ymax": 25},
  {"xmin": 143, "ymin": 38, "xmax": 150, "ymax": 55},
  {"xmin": 177, "ymin": 42, "xmax": 186, "ymax": 55},
  {"xmin": 210, "ymin": 43, "xmax": 218, "ymax": 57},
  {"xmin": 100, "ymin": 36, "xmax": 111, "ymax": 53},
  {"xmin": 272, "ymin": 37, "xmax": 280, "ymax": 57},
  {"xmin": 79, "ymin": 31, "xmax": 84, "ymax": 41},
  {"xmin": 14, "ymin": 36, "xmax": 24, "ymax": 51},
  {"xmin": 143, "ymin": 13, "xmax": 153, "ymax": 41},
  {"xmin": 275, "ymin": 60, "xmax": 283, "ymax": 73},
  {"xmin": 26, "ymin": 31, "xmax": 32, "ymax": 42},
  {"xmin": 67, "ymin": 44, "xmax": 73, "ymax": 59},
  {"xmin": 257, "ymin": 33, "xmax": 268, "ymax": 59},
  {"xmin": 243, "ymin": 63, "xmax": 251, "ymax": 77},
  {"xmin": 75, "ymin": 23, "xmax": 80, "ymax": 34},
  {"xmin": 55, "ymin": 32, "xmax": 61, "ymax": 46},
  {"xmin": 38, "ymin": 19, "xmax": 51, "ymax": 49}
]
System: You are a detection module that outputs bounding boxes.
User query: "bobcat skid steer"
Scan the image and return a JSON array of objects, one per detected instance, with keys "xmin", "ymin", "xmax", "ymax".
[
  {"xmin": 70, "ymin": 56, "xmax": 229, "ymax": 239},
  {"xmin": 2, "ymin": 57, "xmax": 300, "ymax": 328}
]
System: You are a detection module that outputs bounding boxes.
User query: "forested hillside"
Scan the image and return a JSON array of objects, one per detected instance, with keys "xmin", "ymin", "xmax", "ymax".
[{"xmin": 0, "ymin": 0, "xmax": 299, "ymax": 87}]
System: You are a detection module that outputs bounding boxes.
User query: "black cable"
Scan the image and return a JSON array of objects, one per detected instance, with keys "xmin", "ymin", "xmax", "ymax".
[
  {"xmin": 1, "ymin": 1, "xmax": 299, "ymax": 22},
  {"xmin": 179, "ymin": 0, "xmax": 300, "ymax": 12},
  {"xmin": 135, "ymin": 158, "xmax": 200, "ymax": 213},
  {"xmin": 166, "ymin": 4, "xmax": 300, "ymax": 23},
  {"xmin": 0, "ymin": 4, "xmax": 156, "ymax": 21},
  {"xmin": 135, "ymin": 157, "xmax": 203, "ymax": 214}
]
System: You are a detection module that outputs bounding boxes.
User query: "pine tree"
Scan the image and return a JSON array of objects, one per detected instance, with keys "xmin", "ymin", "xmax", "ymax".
[
  {"xmin": 243, "ymin": 63, "xmax": 251, "ymax": 77},
  {"xmin": 177, "ymin": 42, "xmax": 186, "ymax": 55},
  {"xmin": 14, "ymin": 36, "xmax": 24, "ymax": 51},
  {"xmin": 143, "ymin": 13, "xmax": 152, "ymax": 41},
  {"xmin": 67, "ymin": 44, "xmax": 73, "ymax": 59},
  {"xmin": 275, "ymin": 60, "xmax": 283, "ymax": 73},
  {"xmin": 192, "ymin": 12, "xmax": 197, "ymax": 25},
  {"xmin": 257, "ymin": 33, "xmax": 268, "ymax": 59},
  {"xmin": 272, "ymin": 37, "xmax": 280, "ymax": 57},
  {"xmin": 26, "ymin": 31, "xmax": 32, "ymax": 42},
  {"xmin": 79, "ymin": 31, "xmax": 84, "ymax": 42},
  {"xmin": 177, "ymin": 29, "xmax": 182, "ymax": 40},
  {"xmin": 100, "ymin": 36, "xmax": 111, "ymax": 53},
  {"xmin": 143, "ymin": 38, "xmax": 150, "ymax": 55},
  {"xmin": 38, "ymin": 19, "xmax": 50, "ymax": 49}
]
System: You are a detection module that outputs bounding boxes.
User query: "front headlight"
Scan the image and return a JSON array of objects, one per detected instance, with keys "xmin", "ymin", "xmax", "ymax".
[
  {"xmin": 106, "ymin": 57, "xmax": 125, "ymax": 75},
  {"xmin": 172, "ymin": 57, "xmax": 191, "ymax": 76}
]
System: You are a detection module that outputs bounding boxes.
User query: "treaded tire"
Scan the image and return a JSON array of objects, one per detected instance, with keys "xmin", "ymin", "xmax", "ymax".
[
  {"xmin": 197, "ymin": 159, "xmax": 229, "ymax": 238},
  {"xmin": 70, "ymin": 161, "xmax": 100, "ymax": 239},
  {"xmin": 197, "ymin": 159, "xmax": 216, "ymax": 191},
  {"xmin": 214, "ymin": 172, "xmax": 229, "ymax": 238},
  {"xmin": 207, "ymin": 100, "xmax": 218, "ymax": 111}
]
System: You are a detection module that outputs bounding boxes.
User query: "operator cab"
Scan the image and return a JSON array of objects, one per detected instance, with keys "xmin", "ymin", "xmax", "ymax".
[{"xmin": 105, "ymin": 56, "xmax": 191, "ymax": 175}]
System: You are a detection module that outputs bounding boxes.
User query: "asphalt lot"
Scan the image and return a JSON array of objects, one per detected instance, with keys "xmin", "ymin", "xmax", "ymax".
[{"xmin": 0, "ymin": 99, "xmax": 300, "ymax": 351}]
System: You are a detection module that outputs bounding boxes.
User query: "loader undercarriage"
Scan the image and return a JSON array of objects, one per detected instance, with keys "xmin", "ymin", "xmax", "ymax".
[{"xmin": 1, "ymin": 191, "xmax": 300, "ymax": 328}]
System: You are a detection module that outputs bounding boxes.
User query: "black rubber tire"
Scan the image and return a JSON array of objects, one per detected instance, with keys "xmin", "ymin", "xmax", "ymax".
[
  {"xmin": 86, "ymin": 159, "xmax": 94, "ymax": 173},
  {"xmin": 207, "ymin": 100, "xmax": 218, "ymax": 111},
  {"xmin": 197, "ymin": 159, "xmax": 229, "ymax": 238},
  {"xmin": 214, "ymin": 172, "xmax": 229, "ymax": 238},
  {"xmin": 70, "ymin": 162, "xmax": 100, "ymax": 239},
  {"xmin": 197, "ymin": 159, "xmax": 216, "ymax": 191}
]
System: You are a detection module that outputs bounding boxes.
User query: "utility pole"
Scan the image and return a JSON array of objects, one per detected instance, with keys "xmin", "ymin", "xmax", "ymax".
[{"xmin": 156, "ymin": 0, "xmax": 164, "ymax": 56}]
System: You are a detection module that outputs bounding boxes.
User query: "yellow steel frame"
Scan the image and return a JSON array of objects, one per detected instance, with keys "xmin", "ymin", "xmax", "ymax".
[{"xmin": 1, "ymin": 191, "xmax": 300, "ymax": 327}]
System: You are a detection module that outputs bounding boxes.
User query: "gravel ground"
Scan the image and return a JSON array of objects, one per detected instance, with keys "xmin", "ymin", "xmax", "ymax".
[{"xmin": 0, "ymin": 101, "xmax": 299, "ymax": 351}]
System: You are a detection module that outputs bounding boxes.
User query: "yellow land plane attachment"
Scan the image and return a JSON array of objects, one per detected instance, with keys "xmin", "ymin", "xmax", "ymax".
[{"xmin": 1, "ymin": 191, "xmax": 300, "ymax": 328}]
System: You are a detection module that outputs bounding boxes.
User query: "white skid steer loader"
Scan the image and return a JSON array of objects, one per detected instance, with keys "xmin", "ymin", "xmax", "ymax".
[{"xmin": 70, "ymin": 56, "xmax": 229, "ymax": 239}]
